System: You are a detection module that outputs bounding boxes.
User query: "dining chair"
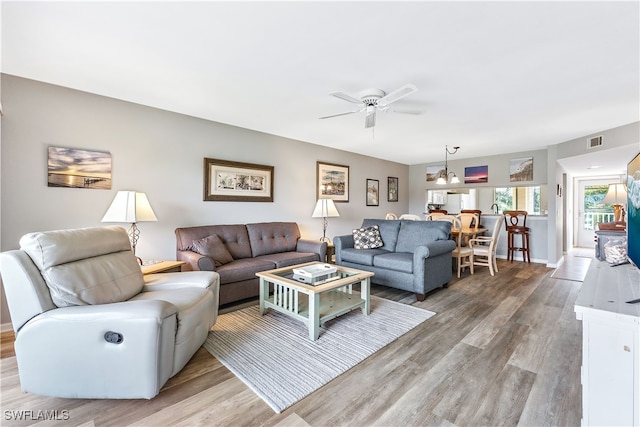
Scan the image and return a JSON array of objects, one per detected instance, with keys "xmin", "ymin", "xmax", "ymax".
[
  {"xmin": 385, "ymin": 212, "xmax": 398, "ymax": 220},
  {"xmin": 503, "ymin": 210, "xmax": 530, "ymax": 263},
  {"xmin": 460, "ymin": 209, "xmax": 482, "ymax": 227},
  {"xmin": 437, "ymin": 216, "xmax": 474, "ymax": 278},
  {"xmin": 429, "ymin": 209, "xmax": 448, "ymax": 214},
  {"xmin": 399, "ymin": 214, "xmax": 423, "ymax": 221},
  {"xmin": 456, "ymin": 213, "xmax": 479, "ymax": 245},
  {"xmin": 425, "ymin": 212, "xmax": 447, "ymax": 221},
  {"xmin": 469, "ymin": 216, "xmax": 504, "ymax": 276}
]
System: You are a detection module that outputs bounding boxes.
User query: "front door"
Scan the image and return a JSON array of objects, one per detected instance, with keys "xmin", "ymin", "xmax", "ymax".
[{"xmin": 576, "ymin": 179, "xmax": 615, "ymax": 248}]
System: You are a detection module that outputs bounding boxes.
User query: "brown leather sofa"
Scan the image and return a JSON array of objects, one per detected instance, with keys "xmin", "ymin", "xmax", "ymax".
[{"xmin": 175, "ymin": 222, "xmax": 327, "ymax": 306}]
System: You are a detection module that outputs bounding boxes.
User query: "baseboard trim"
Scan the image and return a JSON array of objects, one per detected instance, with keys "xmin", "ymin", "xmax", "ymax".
[{"xmin": 547, "ymin": 256, "xmax": 565, "ymax": 269}]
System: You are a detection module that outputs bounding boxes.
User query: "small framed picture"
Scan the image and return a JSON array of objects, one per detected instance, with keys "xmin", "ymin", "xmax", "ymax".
[
  {"xmin": 317, "ymin": 161, "xmax": 349, "ymax": 202},
  {"xmin": 387, "ymin": 177, "xmax": 399, "ymax": 202},
  {"xmin": 366, "ymin": 179, "xmax": 379, "ymax": 206}
]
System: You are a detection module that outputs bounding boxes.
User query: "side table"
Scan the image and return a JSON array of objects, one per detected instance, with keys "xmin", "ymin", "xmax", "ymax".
[
  {"xmin": 326, "ymin": 243, "xmax": 335, "ymax": 264},
  {"xmin": 141, "ymin": 260, "xmax": 185, "ymax": 275}
]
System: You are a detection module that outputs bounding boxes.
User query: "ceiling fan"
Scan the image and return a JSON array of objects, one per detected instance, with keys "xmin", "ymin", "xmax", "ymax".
[{"xmin": 319, "ymin": 83, "xmax": 421, "ymax": 128}]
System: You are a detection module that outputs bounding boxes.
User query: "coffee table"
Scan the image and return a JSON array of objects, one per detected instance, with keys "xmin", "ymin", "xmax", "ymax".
[{"xmin": 256, "ymin": 262, "xmax": 374, "ymax": 340}]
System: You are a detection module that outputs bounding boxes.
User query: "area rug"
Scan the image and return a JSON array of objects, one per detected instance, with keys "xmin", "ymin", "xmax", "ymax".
[{"xmin": 203, "ymin": 296, "xmax": 435, "ymax": 413}]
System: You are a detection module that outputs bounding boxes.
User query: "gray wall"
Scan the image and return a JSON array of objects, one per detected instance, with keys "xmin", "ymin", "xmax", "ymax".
[{"xmin": 0, "ymin": 74, "xmax": 409, "ymax": 326}]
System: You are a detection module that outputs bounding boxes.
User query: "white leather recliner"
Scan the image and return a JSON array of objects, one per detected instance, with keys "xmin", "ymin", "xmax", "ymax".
[{"xmin": 0, "ymin": 226, "xmax": 220, "ymax": 399}]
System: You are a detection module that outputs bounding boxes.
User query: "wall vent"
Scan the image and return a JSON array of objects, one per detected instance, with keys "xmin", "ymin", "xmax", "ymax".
[{"xmin": 587, "ymin": 135, "xmax": 603, "ymax": 149}]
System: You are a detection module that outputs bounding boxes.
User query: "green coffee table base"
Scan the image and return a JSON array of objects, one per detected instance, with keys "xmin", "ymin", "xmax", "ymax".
[{"xmin": 257, "ymin": 263, "xmax": 373, "ymax": 340}]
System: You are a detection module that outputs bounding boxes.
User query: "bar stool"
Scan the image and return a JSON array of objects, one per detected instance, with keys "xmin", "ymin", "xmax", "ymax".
[{"xmin": 503, "ymin": 210, "xmax": 531, "ymax": 263}]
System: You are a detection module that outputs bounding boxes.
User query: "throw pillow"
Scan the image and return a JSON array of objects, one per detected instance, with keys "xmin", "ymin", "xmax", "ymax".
[
  {"xmin": 192, "ymin": 234, "xmax": 234, "ymax": 267},
  {"xmin": 352, "ymin": 225, "xmax": 384, "ymax": 249}
]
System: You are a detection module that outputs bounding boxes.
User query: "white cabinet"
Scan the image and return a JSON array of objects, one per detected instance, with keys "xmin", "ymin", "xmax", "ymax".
[
  {"xmin": 575, "ymin": 260, "xmax": 640, "ymax": 426},
  {"xmin": 426, "ymin": 190, "xmax": 447, "ymax": 205}
]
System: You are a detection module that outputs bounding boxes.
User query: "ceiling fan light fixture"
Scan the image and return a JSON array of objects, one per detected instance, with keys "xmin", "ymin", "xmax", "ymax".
[{"xmin": 320, "ymin": 84, "xmax": 420, "ymax": 129}]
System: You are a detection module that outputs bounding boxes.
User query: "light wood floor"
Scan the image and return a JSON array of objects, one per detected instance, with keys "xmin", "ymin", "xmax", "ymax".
[{"xmin": 0, "ymin": 258, "xmax": 584, "ymax": 426}]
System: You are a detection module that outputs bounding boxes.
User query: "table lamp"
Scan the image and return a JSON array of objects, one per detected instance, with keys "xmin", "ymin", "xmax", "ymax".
[
  {"xmin": 602, "ymin": 183, "xmax": 627, "ymax": 222},
  {"xmin": 102, "ymin": 191, "xmax": 158, "ymax": 258},
  {"xmin": 312, "ymin": 199, "xmax": 340, "ymax": 242}
]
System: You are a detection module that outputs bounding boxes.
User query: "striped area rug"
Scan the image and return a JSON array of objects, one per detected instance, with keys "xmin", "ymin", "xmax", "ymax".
[{"xmin": 203, "ymin": 296, "xmax": 435, "ymax": 413}]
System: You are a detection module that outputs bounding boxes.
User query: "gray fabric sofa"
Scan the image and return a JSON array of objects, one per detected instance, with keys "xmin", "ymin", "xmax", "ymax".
[
  {"xmin": 334, "ymin": 219, "xmax": 456, "ymax": 301},
  {"xmin": 175, "ymin": 222, "xmax": 327, "ymax": 306}
]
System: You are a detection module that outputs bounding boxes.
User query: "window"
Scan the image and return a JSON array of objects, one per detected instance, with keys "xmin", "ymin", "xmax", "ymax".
[{"xmin": 494, "ymin": 186, "xmax": 541, "ymax": 214}]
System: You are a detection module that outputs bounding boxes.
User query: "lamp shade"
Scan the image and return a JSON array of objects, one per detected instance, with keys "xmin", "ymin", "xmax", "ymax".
[
  {"xmin": 102, "ymin": 191, "xmax": 158, "ymax": 223},
  {"xmin": 602, "ymin": 183, "xmax": 627, "ymax": 205},
  {"xmin": 312, "ymin": 199, "xmax": 340, "ymax": 218}
]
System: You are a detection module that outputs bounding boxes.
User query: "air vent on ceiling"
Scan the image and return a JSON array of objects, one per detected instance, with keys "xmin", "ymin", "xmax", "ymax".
[{"xmin": 587, "ymin": 136, "xmax": 603, "ymax": 149}]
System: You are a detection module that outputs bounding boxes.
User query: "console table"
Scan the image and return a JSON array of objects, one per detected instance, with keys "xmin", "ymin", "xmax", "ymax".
[{"xmin": 575, "ymin": 259, "xmax": 640, "ymax": 426}]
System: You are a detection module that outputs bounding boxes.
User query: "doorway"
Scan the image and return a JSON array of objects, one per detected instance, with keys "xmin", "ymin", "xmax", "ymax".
[{"xmin": 574, "ymin": 178, "xmax": 616, "ymax": 248}]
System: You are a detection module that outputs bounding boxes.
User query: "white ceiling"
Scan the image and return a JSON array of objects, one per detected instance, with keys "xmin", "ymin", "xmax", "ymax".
[{"xmin": 2, "ymin": 1, "xmax": 639, "ymax": 170}]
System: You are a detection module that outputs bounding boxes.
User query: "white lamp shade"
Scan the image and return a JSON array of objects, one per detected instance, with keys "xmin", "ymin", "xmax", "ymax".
[
  {"xmin": 602, "ymin": 183, "xmax": 627, "ymax": 205},
  {"xmin": 101, "ymin": 191, "xmax": 158, "ymax": 223},
  {"xmin": 450, "ymin": 174, "xmax": 460, "ymax": 184},
  {"xmin": 312, "ymin": 199, "xmax": 340, "ymax": 218}
]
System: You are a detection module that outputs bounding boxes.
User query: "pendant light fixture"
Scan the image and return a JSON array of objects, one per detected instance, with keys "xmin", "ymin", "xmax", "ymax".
[{"xmin": 436, "ymin": 145, "xmax": 461, "ymax": 185}]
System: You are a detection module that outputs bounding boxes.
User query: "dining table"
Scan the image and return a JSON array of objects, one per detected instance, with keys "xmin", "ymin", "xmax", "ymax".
[{"xmin": 451, "ymin": 226, "xmax": 487, "ymax": 246}]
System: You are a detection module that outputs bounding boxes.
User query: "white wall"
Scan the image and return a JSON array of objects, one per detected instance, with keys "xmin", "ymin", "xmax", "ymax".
[{"xmin": 0, "ymin": 74, "xmax": 409, "ymax": 326}]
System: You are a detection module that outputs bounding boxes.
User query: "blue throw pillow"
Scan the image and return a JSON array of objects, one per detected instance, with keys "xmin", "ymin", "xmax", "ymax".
[{"xmin": 352, "ymin": 225, "xmax": 384, "ymax": 249}]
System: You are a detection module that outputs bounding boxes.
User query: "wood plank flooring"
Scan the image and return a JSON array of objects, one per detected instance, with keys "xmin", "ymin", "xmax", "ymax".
[{"xmin": 0, "ymin": 258, "xmax": 584, "ymax": 426}]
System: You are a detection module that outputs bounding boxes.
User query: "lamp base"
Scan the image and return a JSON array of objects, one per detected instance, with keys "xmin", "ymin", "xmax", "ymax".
[{"xmin": 612, "ymin": 204, "xmax": 623, "ymax": 222}]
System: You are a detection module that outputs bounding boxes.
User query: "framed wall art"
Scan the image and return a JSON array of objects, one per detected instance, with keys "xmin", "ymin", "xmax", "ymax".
[
  {"xmin": 204, "ymin": 158, "xmax": 274, "ymax": 202},
  {"xmin": 366, "ymin": 179, "xmax": 380, "ymax": 206},
  {"xmin": 426, "ymin": 165, "xmax": 445, "ymax": 182},
  {"xmin": 47, "ymin": 146, "xmax": 112, "ymax": 189},
  {"xmin": 464, "ymin": 165, "xmax": 489, "ymax": 184},
  {"xmin": 317, "ymin": 161, "xmax": 349, "ymax": 202},
  {"xmin": 510, "ymin": 157, "xmax": 534, "ymax": 182},
  {"xmin": 388, "ymin": 177, "xmax": 399, "ymax": 202}
]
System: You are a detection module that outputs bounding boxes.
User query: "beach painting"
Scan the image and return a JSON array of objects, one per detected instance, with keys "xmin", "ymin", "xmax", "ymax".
[
  {"xmin": 426, "ymin": 164, "xmax": 445, "ymax": 182},
  {"xmin": 47, "ymin": 147, "xmax": 112, "ymax": 189},
  {"xmin": 510, "ymin": 157, "xmax": 534, "ymax": 182},
  {"xmin": 464, "ymin": 165, "xmax": 489, "ymax": 184}
]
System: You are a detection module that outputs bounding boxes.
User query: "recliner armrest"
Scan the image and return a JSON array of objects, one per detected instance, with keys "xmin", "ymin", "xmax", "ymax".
[{"xmin": 143, "ymin": 271, "xmax": 219, "ymax": 292}]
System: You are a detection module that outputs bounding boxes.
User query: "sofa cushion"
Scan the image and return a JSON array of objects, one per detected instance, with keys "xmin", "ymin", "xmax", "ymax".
[
  {"xmin": 192, "ymin": 235, "xmax": 234, "ymax": 267},
  {"xmin": 373, "ymin": 252, "xmax": 414, "ymax": 273},
  {"xmin": 255, "ymin": 251, "xmax": 319, "ymax": 268},
  {"xmin": 175, "ymin": 224, "xmax": 252, "ymax": 260},
  {"xmin": 215, "ymin": 258, "xmax": 276, "ymax": 284},
  {"xmin": 20, "ymin": 226, "xmax": 144, "ymax": 307},
  {"xmin": 353, "ymin": 225, "xmax": 384, "ymax": 249},
  {"xmin": 340, "ymin": 248, "xmax": 390, "ymax": 266},
  {"xmin": 361, "ymin": 219, "xmax": 401, "ymax": 251},
  {"xmin": 247, "ymin": 222, "xmax": 300, "ymax": 257},
  {"xmin": 395, "ymin": 221, "xmax": 452, "ymax": 253}
]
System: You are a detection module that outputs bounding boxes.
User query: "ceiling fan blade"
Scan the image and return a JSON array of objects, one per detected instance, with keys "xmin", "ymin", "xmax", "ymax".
[
  {"xmin": 388, "ymin": 108, "xmax": 423, "ymax": 115},
  {"xmin": 377, "ymin": 83, "xmax": 417, "ymax": 107},
  {"xmin": 329, "ymin": 91, "xmax": 363, "ymax": 105},
  {"xmin": 319, "ymin": 110, "xmax": 361, "ymax": 120},
  {"xmin": 364, "ymin": 107, "xmax": 376, "ymax": 128}
]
